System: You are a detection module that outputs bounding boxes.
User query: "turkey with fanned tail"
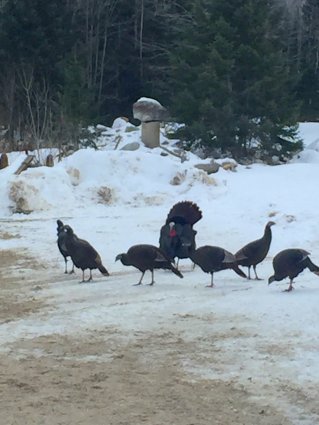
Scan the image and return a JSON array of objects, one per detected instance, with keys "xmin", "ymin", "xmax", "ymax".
[{"xmin": 159, "ymin": 201, "xmax": 202, "ymax": 268}]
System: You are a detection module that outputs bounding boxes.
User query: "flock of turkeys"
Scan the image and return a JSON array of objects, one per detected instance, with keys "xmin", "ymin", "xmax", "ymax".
[{"xmin": 57, "ymin": 201, "xmax": 319, "ymax": 292}]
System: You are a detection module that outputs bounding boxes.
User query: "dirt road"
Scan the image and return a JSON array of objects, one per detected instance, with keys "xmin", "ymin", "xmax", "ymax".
[{"xmin": 0, "ymin": 247, "xmax": 306, "ymax": 425}]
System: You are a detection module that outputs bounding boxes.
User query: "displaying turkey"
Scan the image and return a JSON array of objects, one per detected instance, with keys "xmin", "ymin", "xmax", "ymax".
[{"xmin": 159, "ymin": 201, "xmax": 202, "ymax": 268}]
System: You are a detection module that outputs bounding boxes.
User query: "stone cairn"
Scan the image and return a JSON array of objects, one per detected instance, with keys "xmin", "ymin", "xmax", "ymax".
[{"xmin": 133, "ymin": 97, "xmax": 169, "ymax": 148}]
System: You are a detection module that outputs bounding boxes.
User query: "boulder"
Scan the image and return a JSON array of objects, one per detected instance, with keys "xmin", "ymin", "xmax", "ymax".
[
  {"xmin": 45, "ymin": 154, "xmax": 54, "ymax": 167},
  {"xmin": 0, "ymin": 153, "xmax": 8, "ymax": 169},
  {"xmin": 194, "ymin": 160, "xmax": 220, "ymax": 174},
  {"xmin": 221, "ymin": 161, "xmax": 238, "ymax": 171},
  {"xmin": 120, "ymin": 142, "xmax": 140, "ymax": 151}
]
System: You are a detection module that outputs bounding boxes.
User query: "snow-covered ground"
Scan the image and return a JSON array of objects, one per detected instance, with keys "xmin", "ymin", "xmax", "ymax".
[{"xmin": 1, "ymin": 119, "xmax": 319, "ymax": 423}]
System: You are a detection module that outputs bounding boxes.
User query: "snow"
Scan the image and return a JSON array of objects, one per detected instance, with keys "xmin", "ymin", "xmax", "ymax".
[
  {"xmin": 1, "ymin": 121, "xmax": 319, "ymax": 422},
  {"xmin": 298, "ymin": 122, "xmax": 319, "ymax": 148},
  {"xmin": 136, "ymin": 96, "xmax": 162, "ymax": 106}
]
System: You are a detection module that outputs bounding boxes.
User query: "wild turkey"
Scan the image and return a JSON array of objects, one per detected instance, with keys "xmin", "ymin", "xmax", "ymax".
[
  {"xmin": 115, "ymin": 244, "xmax": 183, "ymax": 285},
  {"xmin": 268, "ymin": 248, "xmax": 319, "ymax": 291},
  {"xmin": 63, "ymin": 225, "xmax": 109, "ymax": 282},
  {"xmin": 160, "ymin": 222, "xmax": 196, "ymax": 262},
  {"xmin": 190, "ymin": 245, "xmax": 247, "ymax": 287},
  {"xmin": 235, "ymin": 221, "xmax": 275, "ymax": 280},
  {"xmin": 159, "ymin": 201, "xmax": 202, "ymax": 267},
  {"xmin": 56, "ymin": 220, "xmax": 75, "ymax": 274},
  {"xmin": 165, "ymin": 201, "xmax": 202, "ymax": 226}
]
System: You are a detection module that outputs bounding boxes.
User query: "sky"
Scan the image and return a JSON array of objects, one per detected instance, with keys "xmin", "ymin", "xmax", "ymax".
[{"xmin": 1, "ymin": 119, "xmax": 319, "ymax": 423}]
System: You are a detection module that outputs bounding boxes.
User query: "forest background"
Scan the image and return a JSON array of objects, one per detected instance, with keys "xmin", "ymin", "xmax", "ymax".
[{"xmin": 0, "ymin": 0, "xmax": 318, "ymax": 159}]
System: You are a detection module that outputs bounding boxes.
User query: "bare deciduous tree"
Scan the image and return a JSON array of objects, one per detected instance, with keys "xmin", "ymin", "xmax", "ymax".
[{"xmin": 19, "ymin": 67, "xmax": 52, "ymax": 160}]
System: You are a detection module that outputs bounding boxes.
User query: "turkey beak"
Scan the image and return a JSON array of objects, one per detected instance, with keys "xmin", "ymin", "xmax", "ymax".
[{"xmin": 115, "ymin": 254, "xmax": 121, "ymax": 262}]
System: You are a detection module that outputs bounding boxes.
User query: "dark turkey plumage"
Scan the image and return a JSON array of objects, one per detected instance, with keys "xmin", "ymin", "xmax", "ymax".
[
  {"xmin": 63, "ymin": 225, "xmax": 109, "ymax": 282},
  {"xmin": 165, "ymin": 201, "xmax": 202, "ymax": 226},
  {"xmin": 115, "ymin": 244, "xmax": 183, "ymax": 285},
  {"xmin": 190, "ymin": 245, "xmax": 247, "ymax": 287},
  {"xmin": 159, "ymin": 201, "xmax": 202, "ymax": 267},
  {"xmin": 268, "ymin": 248, "xmax": 319, "ymax": 291},
  {"xmin": 235, "ymin": 221, "xmax": 275, "ymax": 280},
  {"xmin": 56, "ymin": 220, "xmax": 75, "ymax": 274},
  {"xmin": 159, "ymin": 222, "xmax": 196, "ymax": 262}
]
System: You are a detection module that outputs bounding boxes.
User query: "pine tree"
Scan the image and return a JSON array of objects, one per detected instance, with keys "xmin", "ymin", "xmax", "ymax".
[
  {"xmin": 297, "ymin": 0, "xmax": 319, "ymax": 120},
  {"xmin": 0, "ymin": 0, "xmax": 73, "ymax": 73},
  {"xmin": 167, "ymin": 0, "xmax": 301, "ymax": 157}
]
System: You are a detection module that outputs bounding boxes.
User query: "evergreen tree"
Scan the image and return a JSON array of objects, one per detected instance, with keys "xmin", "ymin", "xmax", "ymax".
[
  {"xmin": 167, "ymin": 0, "xmax": 301, "ymax": 157},
  {"xmin": 0, "ymin": 0, "xmax": 73, "ymax": 74},
  {"xmin": 297, "ymin": 0, "xmax": 319, "ymax": 120}
]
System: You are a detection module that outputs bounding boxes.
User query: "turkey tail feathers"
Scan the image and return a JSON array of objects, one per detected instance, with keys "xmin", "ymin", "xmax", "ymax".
[{"xmin": 166, "ymin": 201, "xmax": 202, "ymax": 226}]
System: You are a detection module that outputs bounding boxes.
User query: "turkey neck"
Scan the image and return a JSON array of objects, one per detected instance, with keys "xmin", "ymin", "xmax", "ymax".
[
  {"xmin": 120, "ymin": 254, "xmax": 131, "ymax": 266},
  {"xmin": 263, "ymin": 225, "xmax": 272, "ymax": 249},
  {"xmin": 188, "ymin": 245, "xmax": 197, "ymax": 261},
  {"xmin": 65, "ymin": 233, "xmax": 77, "ymax": 250}
]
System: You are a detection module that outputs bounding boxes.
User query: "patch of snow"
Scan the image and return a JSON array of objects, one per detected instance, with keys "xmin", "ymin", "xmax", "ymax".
[{"xmin": 136, "ymin": 97, "xmax": 162, "ymax": 106}]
